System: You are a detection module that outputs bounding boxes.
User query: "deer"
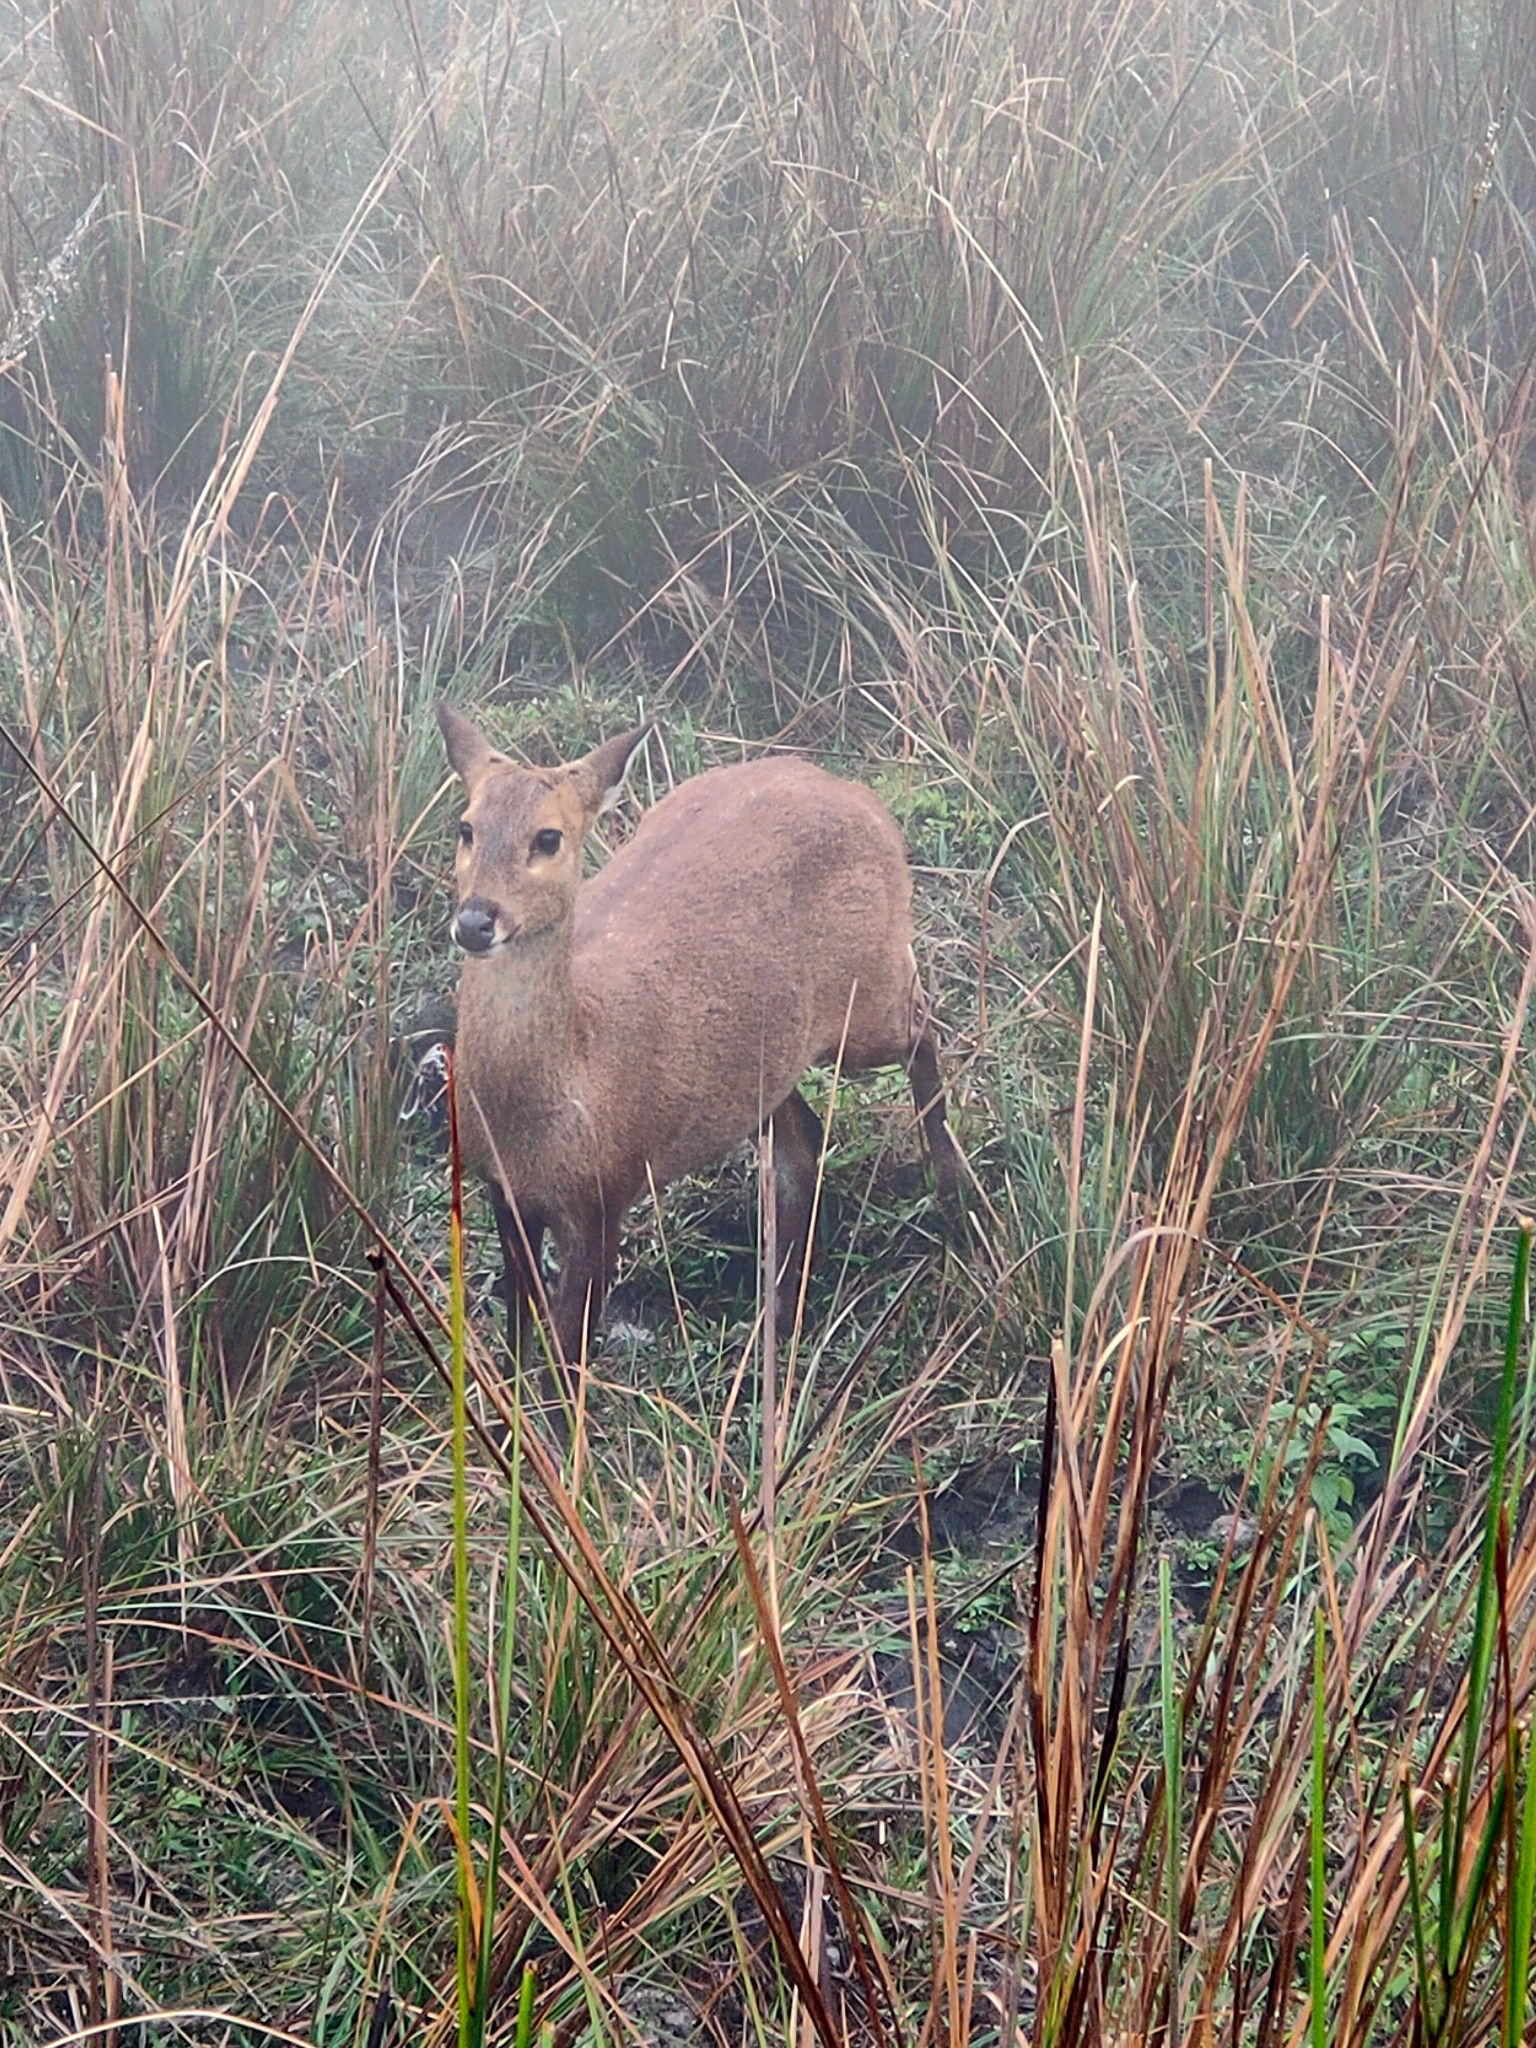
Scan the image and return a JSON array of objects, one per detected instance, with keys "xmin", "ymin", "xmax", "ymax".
[{"xmin": 437, "ymin": 703, "xmax": 962, "ymax": 1408}]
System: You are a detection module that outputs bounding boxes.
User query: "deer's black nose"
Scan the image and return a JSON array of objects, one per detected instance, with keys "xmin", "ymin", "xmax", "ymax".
[{"xmin": 453, "ymin": 901, "xmax": 497, "ymax": 954}]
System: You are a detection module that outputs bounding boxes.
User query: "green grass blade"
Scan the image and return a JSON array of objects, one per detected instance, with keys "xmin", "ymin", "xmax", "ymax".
[
  {"xmin": 1160, "ymin": 1555, "xmax": 1183, "ymax": 2048},
  {"xmin": 448, "ymin": 1050, "xmax": 475, "ymax": 2044},
  {"xmin": 1402, "ymin": 1777, "xmax": 1437, "ymax": 2035},
  {"xmin": 1446, "ymin": 1223, "xmax": 1532, "ymax": 1961},
  {"xmin": 1309, "ymin": 1609, "xmax": 1327, "ymax": 2048},
  {"xmin": 478, "ymin": 1343, "xmax": 525, "ymax": 2029},
  {"xmin": 1506, "ymin": 1724, "xmax": 1536, "ymax": 2048}
]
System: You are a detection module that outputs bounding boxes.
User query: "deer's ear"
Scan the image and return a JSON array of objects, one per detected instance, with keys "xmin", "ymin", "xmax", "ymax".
[
  {"xmin": 568, "ymin": 724, "xmax": 652, "ymax": 819},
  {"xmin": 437, "ymin": 703, "xmax": 504, "ymax": 790}
]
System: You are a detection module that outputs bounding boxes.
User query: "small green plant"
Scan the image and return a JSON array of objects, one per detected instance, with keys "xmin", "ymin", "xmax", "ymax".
[{"xmin": 1266, "ymin": 1363, "xmax": 1401, "ymax": 1536}]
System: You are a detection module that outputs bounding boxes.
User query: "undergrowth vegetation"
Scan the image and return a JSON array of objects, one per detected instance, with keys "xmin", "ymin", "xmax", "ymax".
[{"xmin": 2, "ymin": 0, "xmax": 1536, "ymax": 2040}]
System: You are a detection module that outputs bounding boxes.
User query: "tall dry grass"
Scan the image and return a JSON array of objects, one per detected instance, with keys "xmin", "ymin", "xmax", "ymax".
[{"xmin": 1, "ymin": 0, "xmax": 1535, "ymax": 2040}]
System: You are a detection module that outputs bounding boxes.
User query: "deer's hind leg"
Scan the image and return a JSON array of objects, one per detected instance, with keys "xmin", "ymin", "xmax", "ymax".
[
  {"xmin": 766, "ymin": 1087, "xmax": 823, "ymax": 1334},
  {"xmin": 908, "ymin": 1027, "xmax": 963, "ymax": 1224},
  {"xmin": 852, "ymin": 951, "xmax": 963, "ymax": 1230}
]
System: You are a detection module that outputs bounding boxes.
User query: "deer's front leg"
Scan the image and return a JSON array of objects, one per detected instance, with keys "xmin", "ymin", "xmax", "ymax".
[
  {"xmin": 490, "ymin": 1183, "xmax": 549, "ymax": 1379},
  {"xmin": 549, "ymin": 1205, "xmax": 621, "ymax": 1386}
]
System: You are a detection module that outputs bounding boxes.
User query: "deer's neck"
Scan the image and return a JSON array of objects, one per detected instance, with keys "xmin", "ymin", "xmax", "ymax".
[{"xmin": 455, "ymin": 927, "xmax": 588, "ymax": 1154}]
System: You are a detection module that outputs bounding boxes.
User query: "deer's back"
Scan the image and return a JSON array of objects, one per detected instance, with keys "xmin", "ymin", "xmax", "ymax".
[{"xmin": 574, "ymin": 757, "xmax": 917, "ymax": 1180}]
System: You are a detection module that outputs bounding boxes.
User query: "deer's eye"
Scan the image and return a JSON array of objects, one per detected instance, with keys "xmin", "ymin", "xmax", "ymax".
[
  {"xmin": 457, "ymin": 820, "xmax": 473, "ymax": 847},
  {"xmin": 531, "ymin": 828, "xmax": 563, "ymax": 859}
]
